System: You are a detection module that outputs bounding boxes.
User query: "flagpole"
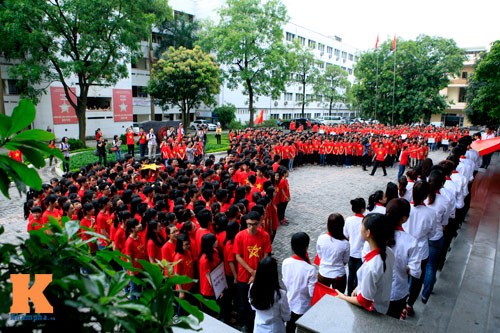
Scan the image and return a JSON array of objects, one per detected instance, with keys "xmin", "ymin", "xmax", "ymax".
[
  {"xmin": 391, "ymin": 42, "xmax": 397, "ymax": 126},
  {"xmin": 375, "ymin": 50, "xmax": 379, "ymax": 121}
]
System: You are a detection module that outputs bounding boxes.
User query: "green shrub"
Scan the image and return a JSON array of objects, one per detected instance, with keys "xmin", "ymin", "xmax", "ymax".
[
  {"xmin": 256, "ymin": 119, "xmax": 279, "ymax": 128},
  {"xmin": 228, "ymin": 119, "xmax": 244, "ymax": 130},
  {"xmin": 67, "ymin": 138, "xmax": 85, "ymax": 150}
]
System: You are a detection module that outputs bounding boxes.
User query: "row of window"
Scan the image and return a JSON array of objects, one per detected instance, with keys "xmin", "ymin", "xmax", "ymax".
[{"xmin": 285, "ymin": 32, "xmax": 355, "ymax": 61}]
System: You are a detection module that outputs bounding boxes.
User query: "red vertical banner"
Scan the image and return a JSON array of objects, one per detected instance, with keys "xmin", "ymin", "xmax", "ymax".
[
  {"xmin": 51, "ymin": 86, "xmax": 78, "ymax": 125},
  {"xmin": 113, "ymin": 89, "xmax": 133, "ymax": 122}
]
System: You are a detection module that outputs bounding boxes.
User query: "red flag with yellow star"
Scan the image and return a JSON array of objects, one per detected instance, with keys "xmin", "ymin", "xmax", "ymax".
[{"xmin": 254, "ymin": 109, "xmax": 264, "ymax": 125}]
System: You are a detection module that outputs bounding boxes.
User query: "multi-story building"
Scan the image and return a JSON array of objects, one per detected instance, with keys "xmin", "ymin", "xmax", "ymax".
[{"xmin": 431, "ymin": 46, "xmax": 487, "ymax": 127}]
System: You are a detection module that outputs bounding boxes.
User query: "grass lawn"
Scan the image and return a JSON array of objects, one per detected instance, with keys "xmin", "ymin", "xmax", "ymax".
[{"xmin": 64, "ymin": 134, "xmax": 230, "ymax": 172}]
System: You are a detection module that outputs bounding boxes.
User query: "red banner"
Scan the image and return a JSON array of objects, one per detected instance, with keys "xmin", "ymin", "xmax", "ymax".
[
  {"xmin": 50, "ymin": 86, "xmax": 78, "ymax": 125},
  {"xmin": 113, "ymin": 89, "xmax": 133, "ymax": 122}
]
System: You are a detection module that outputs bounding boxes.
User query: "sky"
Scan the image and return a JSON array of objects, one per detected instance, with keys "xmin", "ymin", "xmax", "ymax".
[{"xmin": 282, "ymin": 0, "xmax": 500, "ymax": 51}]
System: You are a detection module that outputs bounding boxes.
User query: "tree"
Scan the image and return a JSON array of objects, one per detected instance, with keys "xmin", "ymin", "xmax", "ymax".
[
  {"xmin": 466, "ymin": 41, "xmax": 500, "ymax": 125},
  {"xmin": 353, "ymin": 35, "xmax": 465, "ymax": 124},
  {"xmin": 314, "ymin": 64, "xmax": 350, "ymax": 116},
  {"xmin": 198, "ymin": 0, "xmax": 291, "ymax": 126},
  {"xmin": 0, "ymin": 0, "xmax": 170, "ymax": 145},
  {"xmin": 213, "ymin": 104, "xmax": 237, "ymax": 128},
  {"xmin": 289, "ymin": 41, "xmax": 319, "ymax": 117},
  {"xmin": 155, "ymin": 14, "xmax": 200, "ymax": 56},
  {"xmin": 148, "ymin": 46, "xmax": 221, "ymax": 129}
]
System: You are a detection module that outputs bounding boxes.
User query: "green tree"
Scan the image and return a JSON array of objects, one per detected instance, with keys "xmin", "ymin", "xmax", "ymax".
[
  {"xmin": 289, "ymin": 41, "xmax": 319, "ymax": 117},
  {"xmin": 155, "ymin": 14, "xmax": 199, "ymax": 56},
  {"xmin": 213, "ymin": 104, "xmax": 237, "ymax": 128},
  {"xmin": 466, "ymin": 41, "xmax": 500, "ymax": 125},
  {"xmin": 198, "ymin": 0, "xmax": 291, "ymax": 126},
  {"xmin": 353, "ymin": 35, "xmax": 465, "ymax": 124},
  {"xmin": 148, "ymin": 46, "xmax": 221, "ymax": 129},
  {"xmin": 314, "ymin": 64, "xmax": 350, "ymax": 116},
  {"xmin": 0, "ymin": 0, "xmax": 170, "ymax": 145}
]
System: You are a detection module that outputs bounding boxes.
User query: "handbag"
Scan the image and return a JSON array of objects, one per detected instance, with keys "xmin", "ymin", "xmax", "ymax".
[{"xmin": 110, "ymin": 147, "xmax": 118, "ymax": 152}]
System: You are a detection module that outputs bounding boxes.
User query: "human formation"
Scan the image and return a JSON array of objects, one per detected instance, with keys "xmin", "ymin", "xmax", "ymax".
[{"xmin": 22, "ymin": 122, "xmax": 494, "ymax": 332}]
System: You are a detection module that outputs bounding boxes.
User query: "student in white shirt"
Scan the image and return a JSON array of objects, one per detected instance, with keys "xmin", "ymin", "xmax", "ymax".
[
  {"xmin": 366, "ymin": 190, "xmax": 386, "ymax": 215},
  {"xmin": 403, "ymin": 181, "xmax": 435, "ymax": 316},
  {"xmin": 316, "ymin": 213, "xmax": 350, "ymax": 293},
  {"xmin": 282, "ymin": 232, "xmax": 317, "ymax": 333},
  {"xmin": 336, "ymin": 213, "xmax": 395, "ymax": 314},
  {"xmin": 343, "ymin": 198, "xmax": 366, "ymax": 295},
  {"xmin": 250, "ymin": 256, "xmax": 290, "ymax": 333},
  {"xmin": 385, "ymin": 198, "xmax": 420, "ymax": 319},
  {"xmin": 422, "ymin": 170, "xmax": 449, "ymax": 304}
]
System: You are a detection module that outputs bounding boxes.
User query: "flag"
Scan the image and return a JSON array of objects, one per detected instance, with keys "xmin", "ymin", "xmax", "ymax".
[
  {"xmin": 311, "ymin": 282, "xmax": 338, "ymax": 306},
  {"xmin": 375, "ymin": 34, "xmax": 379, "ymax": 49},
  {"xmin": 254, "ymin": 109, "xmax": 264, "ymax": 124},
  {"xmin": 391, "ymin": 34, "xmax": 397, "ymax": 51}
]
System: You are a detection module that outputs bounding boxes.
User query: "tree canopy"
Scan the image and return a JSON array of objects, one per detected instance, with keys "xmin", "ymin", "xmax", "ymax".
[
  {"xmin": 0, "ymin": 0, "xmax": 170, "ymax": 143},
  {"xmin": 198, "ymin": 0, "xmax": 291, "ymax": 126},
  {"xmin": 213, "ymin": 104, "xmax": 237, "ymax": 128},
  {"xmin": 314, "ymin": 64, "xmax": 350, "ymax": 116},
  {"xmin": 148, "ymin": 46, "xmax": 221, "ymax": 129},
  {"xmin": 155, "ymin": 14, "xmax": 200, "ymax": 56},
  {"xmin": 465, "ymin": 41, "xmax": 500, "ymax": 126},
  {"xmin": 353, "ymin": 35, "xmax": 465, "ymax": 124}
]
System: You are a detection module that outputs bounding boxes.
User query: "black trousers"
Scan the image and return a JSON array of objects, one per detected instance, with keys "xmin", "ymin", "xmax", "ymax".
[{"xmin": 370, "ymin": 160, "xmax": 387, "ymax": 176}]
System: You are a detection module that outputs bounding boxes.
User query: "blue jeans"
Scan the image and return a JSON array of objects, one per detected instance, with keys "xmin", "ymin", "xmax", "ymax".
[
  {"xmin": 139, "ymin": 144, "xmax": 147, "ymax": 158},
  {"xmin": 347, "ymin": 257, "xmax": 362, "ymax": 296},
  {"xmin": 397, "ymin": 164, "xmax": 405, "ymax": 180},
  {"xmin": 289, "ymin": 158, "xmax": 294, "ymax": 170},
  {"xmin": 115, "ymin": 149, "xmax": 122, "ymax": 160},
  {"xmin": 422, "ymin": 237, "xmax": 444, "ymax": 300},
  {"xmin": 320, "ymin": 154, "xmax": 326, "ymax": 165}
]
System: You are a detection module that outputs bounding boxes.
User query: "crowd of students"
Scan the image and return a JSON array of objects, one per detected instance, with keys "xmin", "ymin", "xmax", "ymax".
[{"xmin": 21, "ymin": 122, "xmax": 488, "ymax": 332}]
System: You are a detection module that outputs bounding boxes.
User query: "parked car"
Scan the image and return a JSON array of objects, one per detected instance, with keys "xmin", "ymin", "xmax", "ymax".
[
  {"xmin": 189, "ymin": 119, "xmax": 210, "ymax": 130},
  {"xmin": 281, "ymin": 118, "xmax": 323, "ymax": 130}
]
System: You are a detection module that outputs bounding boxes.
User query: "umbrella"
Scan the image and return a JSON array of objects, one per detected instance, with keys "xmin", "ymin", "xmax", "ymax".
[{"xmin": 471, "ymin": 137, "xmax": 500, "ymax": 156}]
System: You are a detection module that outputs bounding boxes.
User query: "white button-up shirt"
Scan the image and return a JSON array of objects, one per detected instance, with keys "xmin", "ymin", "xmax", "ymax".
[{"xmin": 282, "ymin": 256, "xmax": 317, "ymax": 315}]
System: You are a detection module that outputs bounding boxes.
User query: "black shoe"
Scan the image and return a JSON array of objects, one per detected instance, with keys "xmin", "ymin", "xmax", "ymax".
[
  {"xmin": 370, "ymin": 174, "xmax": 374, "ymax": 176},
  {"xmin": 384, "ymin": 174, "xmax": 387, "ymax": 176}
]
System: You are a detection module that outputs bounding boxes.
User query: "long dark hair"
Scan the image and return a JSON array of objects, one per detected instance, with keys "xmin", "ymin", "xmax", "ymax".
[
  {"xmin": 398, "ymin": 176, "xmax": 408, "ymax": 197},
  {"xmin": 368, "ymin": 191, "xmax": 384, "ymax": 211},
  {"xmin": 249, "ymin": 256, "xmax": 281, "ymax": 310},
  {"xmin": 327, "ymin": 213, "xmax": 346, "ymax": 240},
  {"xmin": 412, "ymin": 181, "xmax": 430, "ymax": 206},
  {"xmin": 363, "ymin": 213, "xmax": 389, "ymax": 271},
  {"xmin": 146, "ymin": 220, "xmax": 165, "ymax": 247},
  {"xmin": 175, "ymin": 233, "xmax": 190, "ymax": 255},
  {"xmin": 427, "ymin": 170, "xmax": 444, "ymax": 205},
  {"xmin": 385, "ymin": 198, "xmax": 410, "ymax": 247},
  {"xmin": 291, "ymin": 232, "xmax": 310, "ymax": 264},
  {"xmin": 199, "ymin": 233, "xmax": 217, "ymax": 262},
  {"xmin": 224, "ymin": 221, "xmax": 240, "ymax": 245},
  {"xmin": 385, "ymin": 182, "xmax": 398, "ymax": 205}
]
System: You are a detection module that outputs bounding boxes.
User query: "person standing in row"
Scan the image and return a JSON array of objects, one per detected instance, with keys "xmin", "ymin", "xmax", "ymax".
[
  {"xmin": 343, "ymin": 198, "xmax": 366, "ymax": 296},
  {"xmin": 282, "ymin": 232, "xmax": 317, "ymax": 333},
  {"xmin": 146, "ymin": 128, "xmax": 157, "ymax": 160},
  {"xmin": 112, "ymin": 135, "xmax": 122, "ymax": 160},
  {"xmin": 138, "ymin": 127, "xmax": 147, "ymax": 158},
  {"xmin": 125, "ymin": 127, "xmax": 135, "ymax": 156},
  {"xmin": 60, "ymin": 136, "xmax": 70, "ymax": 174},
  {"xmin": 215, "ymin": 123, "xmax": 222, "ymax": 145}
]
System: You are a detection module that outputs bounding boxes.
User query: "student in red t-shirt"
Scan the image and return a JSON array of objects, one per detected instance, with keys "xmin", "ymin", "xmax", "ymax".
[
  {"xmin": 370, "ymin": 141, "xmax": 388, "ymax": 177},
  {"xmin": 233, "ymin": 211, "xmax": 272, "ymax": 331},
  {"xmin": 27, "ymin": 206, "xmax": 43, "ymax": 232},
  {"xmin": 173, "ymin": 234, "xmax": 195, "ymax": 300},
  {"xmin": 95, "ymin": 196, "xmax": 112, "ymax": 249},
  {"xmin": 198, "ymin": 233, "xmax": 221, "ymax": 316},
  {"xmin": 125, "ymin": 127, "xmax": 136, "ymax": 156},
  {"xmin": 124, "ymin": 218, "xmax": 147, "ymax": 300},
  {"xmin": 161, "ymin": 224, "xmax": 179, "ymax": 272},
  {"xmin": 146, "ymin": 220, "xmax": 165, "ymax": 263}
]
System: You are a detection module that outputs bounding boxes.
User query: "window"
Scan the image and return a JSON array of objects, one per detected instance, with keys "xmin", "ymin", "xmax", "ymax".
[
  {"xmin": 348, "ymin": 68, "xmax": 353, "ymax": 75},
  {"xmin": 348, "ymin": 54, "xmax": 354, "ymax": 61},
  {"xmin": 295, "ymin": 73, "xmax": 302, "ymax": 81},
  {"xmin": 284, "ymin": 93, "xmax": 293, "ymax": 101},
  {"xmin": 87, "ymin": 97, "xmax": 111, "ymax": 111},
  {"xmin": 306, "ymin": 94, "xmax": 314, "ymax": 102},
  {"xmin": 461, "ymin": 72, "xmax": 468, "ymax": 79},
  {"xmin": 316, "ymin": 95, "xmax": 323, "ymax": 102},
  {"xmin": 151, "ymin": 32, "xmax": 163, "ymax": 44},
  {"xmin": 459, "ymin": 87, "xmax": 466, "ymax": 103},
  {"xmin": 132, "ymin": 58, "xmax": 148, "ymax": 70},
  {"xmin": 318, "ymin": 43, "xmax": 325, "ymax": 52},
  {"xmin": 132, "ymin": 86, "xmax": 148, "ymax": 98},
  {"xmin": 7, "ymin": 80, "xmax": 22, "ymax": 95},
  {"xmin": 318, "ymin": 62, "xmax": 325, "ymax": 69},
  {"xmin": 286, "ymin": 32, "xmax": 295, "ymax": 41},
  {"xmin": 308, "ymin": 39, "xmax": 316, "ymax": 49},
  {"xmin": 327, "ymin": 46, "xmax": 333, "ymax": 54},
  {"xmin": 298, "ymin": 36, "xmax": 305, "ymax": 45},
  {"xmin": 315, "ymin": 113, "xmax": 321, "ymax": 118},
  {"xmin": 296, "ymin": 93, "xmax": 303, "ymax": 101},
  {"xmin": 334, "ymin": 49, "xmax": 340, "ymax": 57},
  {"xmin": 341, "ymin": 51, "xmax": 347, "ymax": 59},
  {"xmin": 341, "ymin": 66, "xmax": 346, "ymax": 71}
]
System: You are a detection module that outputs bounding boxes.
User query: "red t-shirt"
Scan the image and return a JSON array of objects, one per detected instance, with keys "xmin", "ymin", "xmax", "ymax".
[
  {"xmin": 40, "ymin": 209, "xmax": 62, "ymax": 226},
  {"xmin": 96, "ymin": 211, "xmax": 112, "ymax": 247},
  {"xmin": 233, "ymin": 229, "xmax": 272, "ymax": 283},
  {"xmin": 126, "ymin": 132, "xmax": 135, "ymax": 145},
  {"xmin": 114, "ymin": 226, "xmax": 127, "ymax": 253},
  {"xmin": 173, "ymin": 251, "xmax": 195, "ymax": 291},
  {"xmin": 223, "ymin": 240, "xmax": 236, "ymax": 276},
  {"xmin": 374, "ymin": 147, "xmax": 388, "ymax": 162},
  {"xmin": 147, "ymin": 239, "xmax": 162, "ymax": 262},
  {"xmin": 124, "ymin": 235, "xmax": 147, "ymax": 275},
  {"xmin": 161, "ymin": 241, "xmax": 177, "ymax": 263},
  {"xmin": 195, "ymin": 228, "xmax": 211, "ymax": 257},
  {"xmin": 198, "ymin": 252, "xmax": 221, "ymax": 297}
]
